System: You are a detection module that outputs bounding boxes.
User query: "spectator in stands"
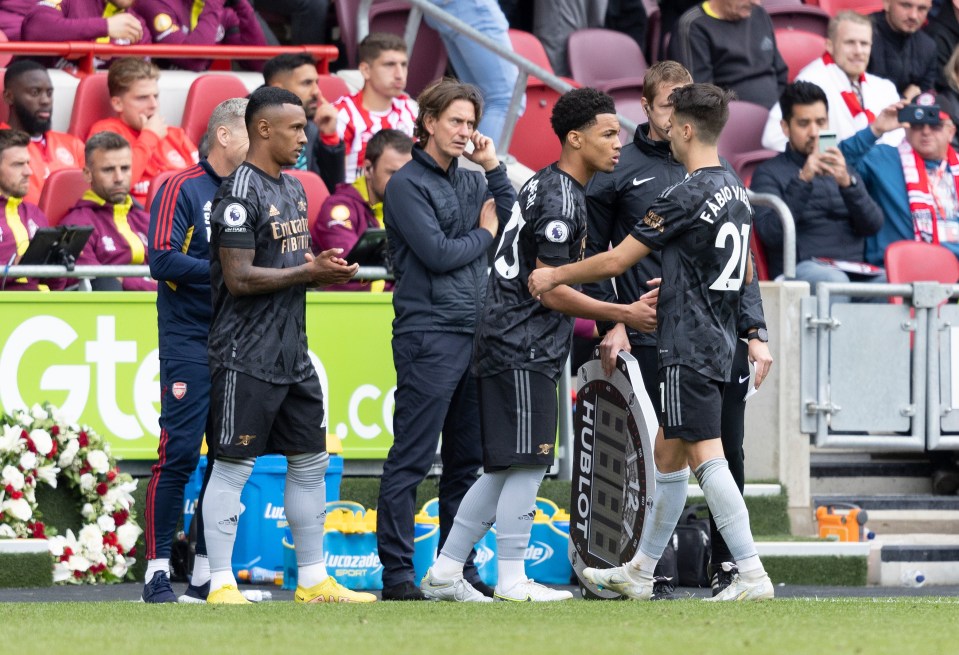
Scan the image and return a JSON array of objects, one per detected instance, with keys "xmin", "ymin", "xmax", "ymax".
[
  {"xmin": 334, "ymin": 33, "xmax": 417, "ymax": 184},
  {"xmin": 751, "ymin": 81, "xmax": 891, "ymax": 296},
  {"xmin": 762, "ymin": 12, "xmax": 903, "ymax": 152},
  {"xmin": 868, "ymin": 0, "xmax": 937, "ymax": 101},
  {"xmin": 88, "ymin": 57, "xmax": 198, "ymax": 206},
  {"xmin": 927, "ymin": 0, "xmax": 959, "ymax": 91},
  {"xmin": 939, "ymin": 45, "xmax": 959, "ymax": 146},
  {"xmin": 423, "ymin": 0, "xmax": 520, "ymax": 147},
  {"xmin": 60, "ymin": 131, "xmax": 157, "ymax": 290},
  {"xmin": 136, "ymin": 0, "xmax": 266, "ymax": 72},
  {"xmin": 22, "ymin": 0, "xmax": 150, "ymax": 72},
  {"xmin": 144, "ymin": 97, "xmax": 250, "ymax": 604},
  {"xmin": 667, "ymin": 0, "xmax": 787, "ymax": 109},
  {"xmin": 263, "ymin": 53, "xmax": 344, "ymax": 193},
  {"xmin": 311, "ymin": 129, "xmax": 412, "ymax": 292},
  {"xmin": 657, "ymin": 0, "xmax": 699, "ymax": 61},
  {"xmin": 0, "ymin": 61, "xmax": 86, "ymax": 205},
  {"xmin": 0, "ymin": 129, "xmax": 59, "ymax": 291},
  {"xmin": 0, "ymin": 0, "xmax": 38, "ymax": 41},
  {"xmin": 847, "ymin": 92, "xmax": 959, "ymax": 265},
  {"xmin": 531, "ymin": 0, "xmax": 606, "ymax": 77},
  {"xmin": 252, "ymin": 0, "xmax": 327, "ymax": 46}
]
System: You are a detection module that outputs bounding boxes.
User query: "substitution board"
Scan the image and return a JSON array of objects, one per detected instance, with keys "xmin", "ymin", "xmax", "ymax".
[{"xmin": 569, "ymin": 349, "xmax": 658, "ymax": 598}]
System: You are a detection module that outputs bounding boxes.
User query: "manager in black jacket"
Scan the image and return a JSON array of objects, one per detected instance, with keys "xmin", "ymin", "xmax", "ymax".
[
  {"xmin": 585, "ymin": 61, "xmax": 773, "ymax": 597},
  {"xmin": 377, "ymin": 79, "xmax": 516, "ymax": 601}
]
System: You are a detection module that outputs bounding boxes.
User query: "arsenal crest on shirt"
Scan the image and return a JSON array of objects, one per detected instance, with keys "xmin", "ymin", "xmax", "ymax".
[{"xmin": 172, "ymin": 382, "xmax": 187, "ymax": 400}]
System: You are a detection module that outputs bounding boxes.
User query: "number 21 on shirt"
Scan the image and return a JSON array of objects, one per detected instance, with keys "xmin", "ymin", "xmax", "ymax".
[{"xmin": 710, "ymin": 223, "xmax": 751, "ymax": 292}]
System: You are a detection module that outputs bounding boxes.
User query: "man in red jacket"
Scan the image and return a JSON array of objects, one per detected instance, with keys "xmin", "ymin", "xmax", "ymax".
[
  {"xmin": 1, "ymin": 60, "xmax": 86, "ymax": 205},
  {"xmin": 88, "ymin": 57, "xmax": 198, "ymax": 207},
  {"xmin": 0, "ymin": 129, "xmax": 60, "ymax": 291},
  {"xmin": 136, "ymin": 0, "xmax": 267, "ymax": 72},
  {"xmin": 311, "ymin": 128, "xmax": 412, "ymax": 291},
  {"xmin": 60, "ymin": 130, "xmax": 157, "ymax": 291}
]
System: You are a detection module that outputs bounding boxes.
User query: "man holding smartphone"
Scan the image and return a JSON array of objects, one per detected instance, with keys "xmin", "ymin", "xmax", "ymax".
[{"xmin": 751, "ymin": 81, "xmax": 896, "ymax": 298}]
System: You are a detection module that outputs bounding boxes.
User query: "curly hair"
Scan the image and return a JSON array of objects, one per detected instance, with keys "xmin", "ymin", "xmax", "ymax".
[{"xmin": 550, "ymin": 87, "xmax": 617, "ymax": 144}]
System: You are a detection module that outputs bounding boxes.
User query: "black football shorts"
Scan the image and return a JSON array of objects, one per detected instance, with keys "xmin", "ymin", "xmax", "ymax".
[
  {"xmin": 658, "ymin": 364, "xmax": 723, "ymax": 441},
  {"xmin": 478, "ymin": 369, "xmax": 557, "ymax": 470}
]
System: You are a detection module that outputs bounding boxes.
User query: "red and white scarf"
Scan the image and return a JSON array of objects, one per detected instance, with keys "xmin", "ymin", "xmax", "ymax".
[
  {"xmin": 898, "ymin": 140, "xmax": 959, "ymax": 243},
  {"xmin": 822, "ymin": 53, "xmax": 875, "ymax": 123}
]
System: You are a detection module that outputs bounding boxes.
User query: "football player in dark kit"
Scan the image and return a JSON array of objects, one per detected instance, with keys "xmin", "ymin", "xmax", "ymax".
[
  {"xmin": 202, "ymin": 86, "xmax": 374, "ymax": 605},
  {"xmin": 529, "ymin": 84, "xmax": 775, "ymax": 602},
  {"xmin": 584, "ymin": 60, "xmax": 772, "ymax": 597},
  {"xmin": 419, "ymin": 88, "xmax": 657, "ymax": 603}
]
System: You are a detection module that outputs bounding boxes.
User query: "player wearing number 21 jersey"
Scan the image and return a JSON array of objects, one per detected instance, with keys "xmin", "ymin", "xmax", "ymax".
[{"xmin": 637, "ymin": 166, "xmax": 753, "ymax": 383}]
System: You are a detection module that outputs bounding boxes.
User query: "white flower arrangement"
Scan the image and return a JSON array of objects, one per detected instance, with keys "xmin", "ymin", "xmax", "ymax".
[{"xmin": 0, "ymin": 403, "xmax": 142, "ymax": 584}]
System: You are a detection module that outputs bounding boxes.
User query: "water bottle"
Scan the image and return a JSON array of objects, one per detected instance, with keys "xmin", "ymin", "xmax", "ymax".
[
  {"xmin": 237, "ymin": 566, "xmax": 283, "ymax": 585},
  {"xmin": 901, "ymin": 569, "xmax": 926, "ymax": 588},
  {"xmin": 241, "ymin": 590, "xmax": 273, "ymax": 602}
]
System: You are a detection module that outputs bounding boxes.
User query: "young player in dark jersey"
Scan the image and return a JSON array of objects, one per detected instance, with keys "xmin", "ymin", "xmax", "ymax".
[
  {"xmin": 202, "ymin": 86, "xmax": 373, "ymax": 605},
  {"xmin": 419, "ymin": 88, "xmax": 657, "ymax": 603},
  {"xmin": 529, "ymin": 84, "xmax": 775, "ymax": 602}
]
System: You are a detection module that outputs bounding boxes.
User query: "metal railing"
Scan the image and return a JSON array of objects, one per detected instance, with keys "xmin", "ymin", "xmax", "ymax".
[
  {"xmin": 747, "ymin": 190, "xmax": 797, "ymax": 280},
  {"xmin": 0, "ymin": 42, "xmax": 339, "ymax": 74}
]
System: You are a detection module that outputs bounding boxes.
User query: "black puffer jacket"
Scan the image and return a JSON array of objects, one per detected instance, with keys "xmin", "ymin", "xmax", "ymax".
[{"xmin": 385, "ymin": 146, "xmax": 515, "ymax": 336}]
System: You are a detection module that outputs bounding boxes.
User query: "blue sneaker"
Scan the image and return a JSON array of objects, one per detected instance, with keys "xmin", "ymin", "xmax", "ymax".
[
  {"xmin": 141, "ymin": 570, "xmax": 177, "ymax": 603},
  {"xmin": 178, "ymin": 581, "xmax": 210, "ymax": 604}
]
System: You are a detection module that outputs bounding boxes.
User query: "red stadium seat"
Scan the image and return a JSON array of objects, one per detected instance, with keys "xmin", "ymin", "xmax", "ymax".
[
  {"xmin": 811, "ymin": 0, "xmax": 884, "ymax": 15},
  {"xmin": 750, "ymin": 226, "xmax": 770, "ymax": 281},
  {"xmin": 766, "ymin": 5, "xmax": 830, "ymax": 36},
  {"xmin": 0, "ymin": 30, "xmax": 10, "ymax": 69},
  {"xmin": 717, "ymin": 101, "xmax": 770, "ymax": 163},
  {"xmin": 508, "ymin": 28, "xmax": 554, "ymax": 80},
  {"xmin": 145, "ymin": 170, "xmax": 179, "ymax": 214},
  {"xmin": 68, "ymin": 74, "xmax": 113, "ymax": 139},
  {"xmin": 282, "ymin": 169, "xmax": 329, "ymax": 233},
  {"xmin": 567, "ymin": 28, "xmax": 647, "ymax": 97},
  {"xmin": 38, "ymin": 168, "xmax": 89, "ymax": 226},
  {"xmin": 884, "ymin": 241, "xmax": 959, "ymax": 304},
  {"xmin": 318, "ymin": 74, "xmax": 350, "ymax": 103},
  {"xmin": 506, "ymin": 30, "xmax": 580, "ymax": 171},
  {"xmin": 775, "ymin": 29, "xmax": 826, "ymax": 82},
  {"xmin": 180, "ymin": 75, "xmax": 251, "ymax": 146}
]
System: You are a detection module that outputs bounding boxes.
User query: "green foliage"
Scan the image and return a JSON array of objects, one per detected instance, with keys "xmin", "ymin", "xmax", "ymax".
[
  {"xmin": 0, "ymin": 553, "xmax": 53, "ymax": 588},
  {"xmin": 765, "ymin": 556, "xmax": 868, "ymax": 586}
]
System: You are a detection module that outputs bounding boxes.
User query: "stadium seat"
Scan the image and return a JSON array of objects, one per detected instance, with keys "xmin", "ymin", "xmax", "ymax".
[
  {"xmin": 318, "ymin": 74, "xmax": 350, "ymax": 103},
  {"xmin": 282, "ymin": 169, "xmax": 329, "ymax": 233},
  {"xmin": 68, "ymin": 74, "xmax": 113, "ymax": 139},
  {"xmin": 145, "ymin": 170, "xmax": 179, "ymax": 214},
  {"xmin": 733, "ymin": 149, "xmax": 778, "ymax": 187},
  {"xmin": 334, "ymin": 0, "xmax": 448, "ymax": 97},
  {"xmin": 766, "ymin": 5, "xmax": 830, "ymax": 36},
  {"xmin": 38, "ymin": 168, "xmax": 89, "ymax": 226},
  {"xmin": 751, "ymin": 227, "xmax": 770, "ymax": 281},
  {"xmin": 508, "ymin": 28, "xmax": 554, "ymax": 81},
  {"xmin": 717, "ymin": 101, "xmax": 770, "ymax": 164},
  {"xmin": 645, "ymin": 6, "xmax": 662, "ymax": 63},
  {"xmin": 811, "ymin": 0, "xmax": 884, "ymax": 15},
  {"xmin": 567, "ymin": 28, "xmax": 647, "ymax": 98},
  {"xmin": 884, "ymin": 241, "xmax": 959, "ymax": 305},
  {"xmin": 506, "ymin": 30, "xmax": 579, "ymax": 171},
  {"xmin": 614, "ymin": 97, "xmax": 647, "ymax": 144},
  {"xmin": 180, "ymin": 75, "xmax": 251, "ymax": 146},
  {"xmin": 775, "ymin": 29, "xmax": 826, "ymax": 82}
]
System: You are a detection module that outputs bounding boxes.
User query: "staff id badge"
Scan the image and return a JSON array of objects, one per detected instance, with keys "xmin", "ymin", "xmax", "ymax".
[{"xmin": 569, "ymin": 349, "xmax": 658, "ymax": 599}]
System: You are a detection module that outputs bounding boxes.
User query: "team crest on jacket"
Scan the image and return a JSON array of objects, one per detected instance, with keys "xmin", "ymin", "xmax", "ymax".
[{"xmin": 172, "ymin": 382, "xmax": 187, "ymax": 400}]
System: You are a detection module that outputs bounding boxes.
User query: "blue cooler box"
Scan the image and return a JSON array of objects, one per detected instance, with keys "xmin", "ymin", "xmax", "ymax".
[{"xmin": 182, "ymin": 454, "xmax": 343, "ymax": 577}]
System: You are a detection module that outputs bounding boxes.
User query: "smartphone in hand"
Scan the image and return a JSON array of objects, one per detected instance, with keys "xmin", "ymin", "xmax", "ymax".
[{"xmin": 818, "ymin": 131, "xmax": 838, "ymax": 153}]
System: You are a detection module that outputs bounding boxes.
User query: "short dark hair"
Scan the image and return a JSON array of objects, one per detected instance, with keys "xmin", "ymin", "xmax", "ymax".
[
  {"xmin": 779, "ymin": 81, "xmax": 829, "ymax": 122},
  {"xmin": 4, "ymin": 59, "xmax": 47, "ymax": 88},
  {"xmin": 550, "ymin": 87, "xmax": 616, "ymax": 144},
  {"xmin": 358, "ymin": 32, "xmax": 407, "ymax": 64},
  {"xmin": 414, "ymin": 78, "xmax": 483, "ymax": 145},
  {"xmin": 245, "ymin": 86, "xmax": 303, "ymax": 131},
  {"xmin": 668, "ymin": 83, "xmax": 735, "ymax": 145},
  {"xmin": 0, "ymin": 128, "xmax": 30, "ymax": 157},
  {"xmin": 263, "ymin": 53, "xmax": 316, "ymax": 85},
  {"xmin": 85, "ymin": 130, "xmax": 131, "ymax": 162},
  {"xmin": 365, "ymin": 128, "xmax": 413, "ymax": 166}
]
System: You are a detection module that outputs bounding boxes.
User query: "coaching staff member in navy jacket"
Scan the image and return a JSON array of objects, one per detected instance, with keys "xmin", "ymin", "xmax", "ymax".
[{"xmin": 376, "ymin": 78, "xmax": 516, "ymax": 601}]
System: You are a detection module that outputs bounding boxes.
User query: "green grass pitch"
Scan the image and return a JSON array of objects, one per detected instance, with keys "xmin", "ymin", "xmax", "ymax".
[{"xmin": 1, "ymin": 598, "xmax": 957, "ymax": 655}]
